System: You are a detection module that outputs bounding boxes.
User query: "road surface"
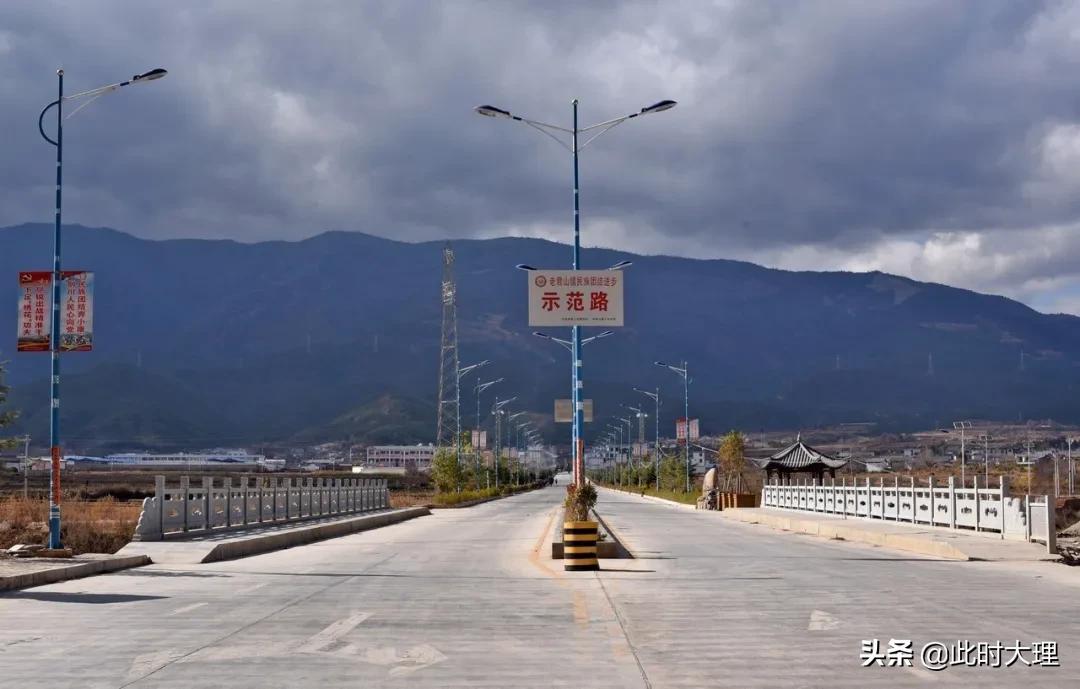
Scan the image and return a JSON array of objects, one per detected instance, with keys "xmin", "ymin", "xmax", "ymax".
[{"xmin": 1, "ymin": 480, "xmax": 1077, "ymax": 687}]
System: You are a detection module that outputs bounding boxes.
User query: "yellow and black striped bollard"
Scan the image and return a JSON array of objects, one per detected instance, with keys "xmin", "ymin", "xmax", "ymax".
[{"xmin": 563, "ymin": 520, "xmax": 598, "ymax": 571}]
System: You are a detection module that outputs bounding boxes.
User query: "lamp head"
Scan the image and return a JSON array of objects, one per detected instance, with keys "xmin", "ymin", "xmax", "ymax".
[
  {"xmin": 133, "ymin": 68, "xmax": 168, "ymax": 82},
  {"xmin": 641, "ymin": 99, "xmax": 677, "ymax": 115},
  {"xmin": 516, "ymin": 264, "xmax": 537, "ymax": 271},
  {"xmin": 476, "ymin": 104, "xmax": 512, "ymax": 119}
]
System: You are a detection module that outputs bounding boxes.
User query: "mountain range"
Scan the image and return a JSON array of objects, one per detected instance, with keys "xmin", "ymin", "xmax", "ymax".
[{"xmin": 2, "ymin": 222, "xmax": 1080, "ymax": 453}]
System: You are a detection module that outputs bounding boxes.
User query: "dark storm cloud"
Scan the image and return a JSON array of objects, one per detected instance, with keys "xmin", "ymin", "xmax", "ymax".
[{"xmin": 3, "ymin": 1, "xmax": 1080, "ymax": 306}]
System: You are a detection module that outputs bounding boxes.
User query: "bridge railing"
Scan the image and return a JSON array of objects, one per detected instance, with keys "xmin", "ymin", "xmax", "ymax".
[
  {"xmin": 761, "ymin": 475, "xmax": 1055, "ymax": 552},
  {"xmin": 133, "ymin": 475, "xmax": 390, "ymax": 541}
]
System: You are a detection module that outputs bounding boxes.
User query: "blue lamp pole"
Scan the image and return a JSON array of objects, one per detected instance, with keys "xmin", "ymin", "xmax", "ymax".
[
  {"xmin": 476, "ymin": 98, "xmax": 675, "ymax": 487},
  {"xmin": 37, "ymin": 66, "xmax": 167, "ymax": 549}
]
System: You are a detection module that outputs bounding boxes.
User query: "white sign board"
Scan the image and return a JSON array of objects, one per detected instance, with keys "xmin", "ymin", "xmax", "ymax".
[{"xmin": 528, "ymin": 270, "xmax": 624, "ymax": 327}]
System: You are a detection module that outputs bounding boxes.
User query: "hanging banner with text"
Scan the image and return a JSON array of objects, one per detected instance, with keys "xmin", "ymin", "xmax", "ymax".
[
  {"xmin": 17, "ymin": 271, "xmax": 94, "ymax": 352},
  {"xmin": 555, "ymin": 399, "xmax": 594, "ymax": 423},
  {"xmin": 16, "ymin": 272, "xmax": 50, "ymax": 351},
  {"xmin": 676, "ymin": 418, "xmax": 700, "ymax": 444},
  {"xmin": 528, "ymin": 270, "xmax": 624, "ymax": 327},
  {"xmin": 471, "ymin": 430, "xmax": 488, "ymax": 450}
]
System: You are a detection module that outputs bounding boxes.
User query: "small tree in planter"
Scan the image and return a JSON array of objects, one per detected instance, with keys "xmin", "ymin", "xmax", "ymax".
[
  {"xmin": 563, "ymin": 483, "xmax": 597, "ymax": 522},
  {"xmin": 563, "ymin": 483, "xmax": 599, "ymax": 571}
]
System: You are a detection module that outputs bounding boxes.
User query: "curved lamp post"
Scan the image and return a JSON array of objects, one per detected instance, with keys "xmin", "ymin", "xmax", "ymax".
[{"xmin": 37, "ymin": 67, "xmax": 168, "ymax": 549}]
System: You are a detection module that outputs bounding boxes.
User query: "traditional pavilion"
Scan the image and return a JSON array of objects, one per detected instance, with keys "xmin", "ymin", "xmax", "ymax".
[{"xmin": 753, "ymin": 436, "xmax": 848, "ymax": 482}]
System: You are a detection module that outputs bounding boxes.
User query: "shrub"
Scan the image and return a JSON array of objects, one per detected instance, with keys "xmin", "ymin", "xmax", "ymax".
[{"xmin": 563, "ymin": 482, "xmax": 597, "ymax": 521}]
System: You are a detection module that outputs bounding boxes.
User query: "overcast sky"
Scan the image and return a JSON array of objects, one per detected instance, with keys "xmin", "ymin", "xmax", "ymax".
[{"xmin": 4, "ymin": 1, "xmax": 1080, "ymax": 313}]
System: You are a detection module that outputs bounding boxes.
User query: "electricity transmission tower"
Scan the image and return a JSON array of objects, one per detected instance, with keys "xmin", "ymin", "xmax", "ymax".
[{"xmin": 435, "ymin": 245, "xmax": 460, "ymax": 453}]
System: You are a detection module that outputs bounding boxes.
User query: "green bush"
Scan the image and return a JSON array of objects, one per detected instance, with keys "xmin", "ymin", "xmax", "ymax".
[
  {"xmin": 431, "ymin": 481, "xmax": 541, "ymax": 506},
  {"xmin": 430, "ymin": 448, "xmax": 467, "ymax": 493}
]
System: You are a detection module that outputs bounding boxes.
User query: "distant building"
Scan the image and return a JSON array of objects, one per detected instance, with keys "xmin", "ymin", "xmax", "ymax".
[
  {"xmin": 363, "ymin": 444, "xmax": 436, "ymax": 472},
  {"xmin": 92, "ymin": 449, "xmax": 269, "ymax": 469}
]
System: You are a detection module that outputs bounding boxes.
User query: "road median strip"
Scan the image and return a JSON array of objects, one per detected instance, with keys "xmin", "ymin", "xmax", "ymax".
[{"xmin": 118, "ymin": 507, "xmax": 430, "ymax": 564}]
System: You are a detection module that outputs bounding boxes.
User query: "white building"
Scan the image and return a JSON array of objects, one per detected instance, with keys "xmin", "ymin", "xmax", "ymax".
[
  {"xmin": 100, "ymin": 449, "xmax": 268, "ymax": 469},
  {"xmin": 363, "ymin": 444, "xmax": 436, "ymax": 472}
]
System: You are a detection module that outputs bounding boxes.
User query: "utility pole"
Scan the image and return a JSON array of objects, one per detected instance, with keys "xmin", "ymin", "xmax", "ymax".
[
  {"xmin": 22, "ymin": 435, "xmax": 31, "ymax": 499},
  {"xmin": 435, "ymin": 245, "xmax": 461, "ymax": 468},
  {"xmin": 1069, "ymin": 437, "xmax": 1076, "ymax": 496},
  {"xmin": 953, "ymin": 421, "xmax": 971, "ymax": 486},
  {"xmin": 979, "ymin": 432, "xmax": 989, "ymax": 485}
]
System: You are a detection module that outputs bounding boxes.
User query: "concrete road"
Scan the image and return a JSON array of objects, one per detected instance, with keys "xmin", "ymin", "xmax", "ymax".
[{"xmin": 1, "ymin": 481, "xmax": 1077, "ymax": 688}]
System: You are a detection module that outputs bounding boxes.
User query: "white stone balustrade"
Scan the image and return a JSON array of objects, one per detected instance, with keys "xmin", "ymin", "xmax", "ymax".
[
  {"xmin": 133, "ymin": 475, "xmax": 390, "ymax": 541},
  {"xmin": 761, "ymin": 475, "xmax": 1055, "ymax": 552}
]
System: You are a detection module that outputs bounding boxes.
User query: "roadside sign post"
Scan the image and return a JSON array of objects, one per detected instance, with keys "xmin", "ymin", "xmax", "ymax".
[{"xmin": 17, "ymin": 268, "xmax": 94, "ymax": 550}]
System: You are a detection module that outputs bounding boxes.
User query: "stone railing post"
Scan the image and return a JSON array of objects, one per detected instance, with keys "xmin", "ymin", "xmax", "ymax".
[
  {"xmin": 948, "ymin": 476, "xmax": 957, "ymax": 529},
  {"xmin": 202, "ymin": 477, "xmax": 213, "ymax": 531},
  {"xmin": 224, "ymin": 477, "xmax": 233, "ymax": 528},
  {"xmin": 999, "ymin": 475, "xmax": 1009, "ymax": 539},
  {"xmin": 240, "ymin": 475, "xmax": 249, "ymax": 526},
  {"xmin": 180, "ymin": 476, "xmax": 190, "ymax": 533},
  {"xmin": 155, "ymin": 474, "xmax": 166, "ymax": 537},
  {"xmin": 878, "ymin": 477, "xmax": 885, "ymax": 520},
  {"xmin": 927, "ymin": 476, "xmax": 935, "ymax": 525},
  {"xmin": 973, "ymin": 474, "xmax": 980, "ymax": 533},
  {"xmin": 909, "ymin": 476, "xmax": 916, "ymax": 524},
  {"xmin": 892, "ymin": 476, "xmax": 899, "ymax": 520},
  {"xmin": 840, "ymin": 476, "xmax": 846, "ymax": 518}
]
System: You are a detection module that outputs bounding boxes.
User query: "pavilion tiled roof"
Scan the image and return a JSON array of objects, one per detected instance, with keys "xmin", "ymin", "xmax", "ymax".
[{"xmin": 753, "ymin": 439, "xmax": 848, "ymax": 471}]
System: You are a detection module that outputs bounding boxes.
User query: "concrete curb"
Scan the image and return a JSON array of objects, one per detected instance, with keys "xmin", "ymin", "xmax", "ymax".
[
  {"xmin": 716, "ymin": 509, "xmax": 970, "ymax": 560},
  {"xmin": 119, "ymin": 507, "xmax": 431, "ymax": 564},
  {"xmin": 1, "ymin": 554, "xmax": 150, "ymax": 592},
  {"xmin": 599, "ymin": 486, "xmax": 974, "ymax": 561},
  {"xmin": 550, "ymin": 508, "xmax": 634, "ymax": 559},
  {"xmin": 599, "ymin": 486, "xmax": 697, "ymax": 511},
  {"xmin": 590, "ymin": 508, "xmax": 636, "ymax": 559}
]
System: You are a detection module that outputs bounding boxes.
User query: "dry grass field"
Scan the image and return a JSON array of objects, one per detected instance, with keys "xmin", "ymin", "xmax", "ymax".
[{"xmin": 0, "ymin": 497, "xmax": 141, "ymax": 554}]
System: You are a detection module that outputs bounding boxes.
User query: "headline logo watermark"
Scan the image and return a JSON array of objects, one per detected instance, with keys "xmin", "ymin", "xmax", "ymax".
[{"xmin": 861, "ymin": 639, "xmax": 1059, "ymax": 670}]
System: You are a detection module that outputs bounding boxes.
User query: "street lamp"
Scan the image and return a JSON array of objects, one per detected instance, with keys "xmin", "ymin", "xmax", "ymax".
[
  {"xmin": 37, "ymin": 66, "xmax": 168, "ymax": 550},
  {"xmin": 952, "ymin": 420, "xmax": 972, "ymax": 487},
  {"xmin": 481, "ymin": 98, "xmax": 676, "ymax": 490},
  {"xmin": 456, "ymin": 360, "xmax": 489, "ymax": 473},
  {"xmin": 533, "ymin": 330, "xmax": 613, "ymax": 350},
  {"xmin": 634, "ymin": 386, "xmax": 661, "ymax": 490},
  {"xmin": 492, "ymin": 397, "xmax": 517, "ymax": 489},
  {"xmin": 656, "ymin": 360, "xmax": 691, "ymax": 492},
  {"xmin": 474, "ymin": 378, "xmax": 502, "ymax": 484}
]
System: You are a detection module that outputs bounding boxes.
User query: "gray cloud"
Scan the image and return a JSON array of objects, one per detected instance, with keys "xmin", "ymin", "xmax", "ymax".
[{"xmin": 3, "ymin": 1, "xmax": 1080, "ymax": 309}]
